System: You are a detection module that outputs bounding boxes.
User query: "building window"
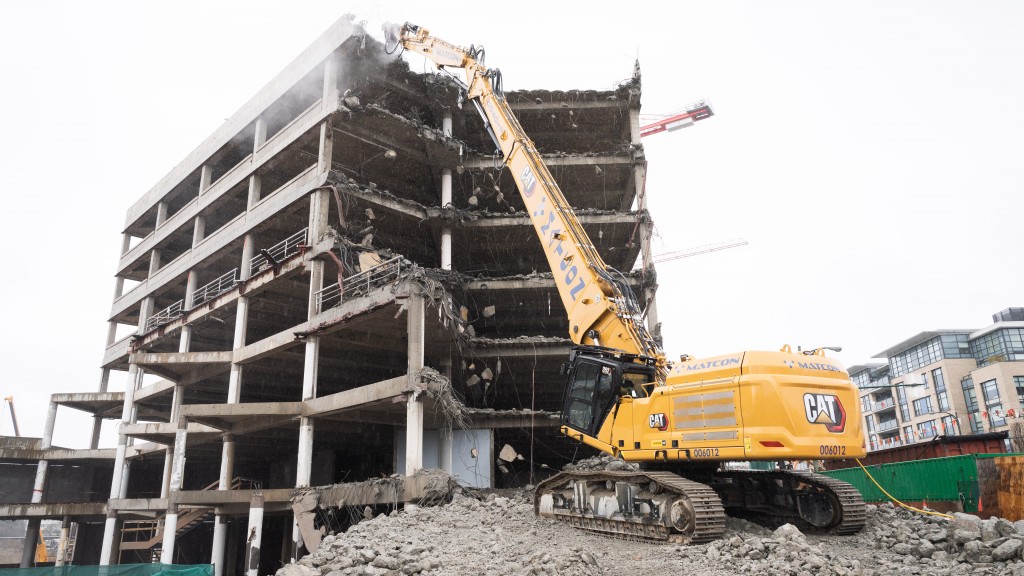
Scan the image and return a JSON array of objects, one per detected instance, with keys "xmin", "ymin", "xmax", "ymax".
[
  {"xmin": 941, "ymin": 414, "xmax": 957, "ymax": 435},
  {"xmin": 851, "ymin": 371, "xmax": 871, "ymax": 388},
  {"xmin": 896, "ymin": 386, "xmax": 911, "ymax": 422},
  {"xmin": 1015, "ymin": 375, "xmax": 1024, "ymax": 406},
  {"xmin": 917, "ymin": 419, "xmax": 937, "ymax": 439},
  {"xmin": 913, "ymin": 397, "xmax": 933, "ymax": 417},
  {"xmin": 961, "ymin": 376, "xmax": 983, "ymax": 434},
  {"xmin": 865, "ymin": 416, "xmax": 875, "ymax": 433},
  {"xmin": 971, "ymin": 328, "xmax": 1024, "ymax": 367},
  {"xmin": 981, "ymin": 379, "xmax": 1006, "ymax": 428},
  {"xmin": 903, "ymin": 426, "xmax": 914, "ymax": 444},
  {"xmin": 889, "ymin": 334, "xmax": 971, "ymax": 378},
  {"xmin": 968, "ymin": 412, "xmax": 985, "ymax": 434},
  {"xmin": 933, "ymin": 367, "xmax": 949, "ymax": 411}
]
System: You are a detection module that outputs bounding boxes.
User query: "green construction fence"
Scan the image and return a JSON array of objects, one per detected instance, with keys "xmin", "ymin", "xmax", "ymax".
[
  {"xmin": 0, "ymin": 564, "xmax": 213, "ymax": 576},
  {"xmin": 821, "ymin": 453, "xmax": 1019, "ymax": 513}
]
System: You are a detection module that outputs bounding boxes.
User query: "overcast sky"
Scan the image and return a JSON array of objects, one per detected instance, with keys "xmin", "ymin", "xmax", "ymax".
[{"xmin": 1, "ymin": 1, "xmax": 1021, "ymax": 446}]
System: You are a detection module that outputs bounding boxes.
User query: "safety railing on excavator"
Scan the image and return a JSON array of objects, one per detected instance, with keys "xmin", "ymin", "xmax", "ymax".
[
  {"xmin": 314, "ymin": 257, "xmax": 403, "ymax": 313},
  {"xmin": 249, "ymin": 227, "xmax": 308, "ymax": 276}
]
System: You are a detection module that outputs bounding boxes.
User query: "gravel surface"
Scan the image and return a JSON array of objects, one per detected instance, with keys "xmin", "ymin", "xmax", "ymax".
[{"xmin": 280, "ymin": 472, "xmax": 1024, "ymax": 576}]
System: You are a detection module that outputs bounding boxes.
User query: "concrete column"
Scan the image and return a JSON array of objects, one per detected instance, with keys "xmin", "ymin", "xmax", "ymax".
[
  {"xmin": 441, "ymin": 111, "xmax": 453, "ymax": 270},
  {"xmin": 21, "ymin": 401, "xmax": 57, "ymax": 567},
  {"xmin": 55, "ymin": 517, "xmax": 71, "ymax": 566},
  {"xmin": 160, "ymin": 420, "xmax": 189, "ymax": 564},
  {"xmin": 240, "ymin": 234, "xmax": 256, "ymax": 281},
  {"xmin": 156, "ymin": 201, "xmax": 169, "ymax": 227},
  {"xmin": 160, "ymin": 450, "xmax": 174, "ymax": 499},
  {"xmin": 149, "ymin": 250, "xmax": 162, "ymax": 277},
  {"xmin": 92, "ymin": 367, "xmax": 112, "ymax": 448},
  {"xmin": 200, "ymin": 164, "xmax": 214, "ymax": 194},
  {"xmin": 211, "ymin": 514, "xmax": 228, "ymax": 576},
  {"xmin": 291, "ymin": 189, "xmax": 329, "ymax": 560},
  {"xmin": 439, "ymin": 356, "xmax": 453, "ymax": 473},
  {"xmin": 192, "ymin": 215, "xmax": 206, "ymax": 248},
  {"xmin": 440, "ymin": 168, "xmax": 452, "ymax": 271},
  {"xmin": 20, "ymin": 519, "xmax": 41, "ymax": 568},
  {"xmin": 121, "ymin": 233, "xmax": 133, "ymax": 256},
  {"xmin": 219, "ymin": 437, "xmax": 235, "ymax": 489},
  {"xmin": 245, "ymin": 494, "xmax": 265, "ymax": 576},
  {"xmin": 214, "ymin": 238, "xmax": 253, "ymax": 573},
  {"xmin": 247, "ymin": 175, "xmax": 262, "ymax": 209},
  {"xmin": 296, "ymin": 339, "xmax": 318, "ymax": 486},
  {"xmin": 629, "ymin": 108, "xmax": 642, "ymax": 146},
  {"xmin": 100, "ymin": 363, "xmax": 144, "ymax": 565},
  {"xmin": 406, "ymin": 293, "xmax": 425, "ymax": 475},
  {"xmin": 631, "ymin": 160, "xmax": 660, "ymax": 338},
  {"xmin": 179, "ymin": 269, "xmax": 199, "ymax": 355},
  {"xmin": 253, "ymin": 117, "xmax": 267, "ymax": 152},
  {"xmin": 113, "ymin": 274, "xmax": 126, "ymax": 300},
  {"xmin": 309, "ymin": 188, "xmax": 330, "ymax": 245},
  {"xmin": 317, "ymin": 120, "xmax": 333, "ymax": 175}
]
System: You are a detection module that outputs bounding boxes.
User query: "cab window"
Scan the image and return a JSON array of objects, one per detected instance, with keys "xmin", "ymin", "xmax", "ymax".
[{"xmin": 565, "ymin": 363, "xmax": 599, "ymax": 431}]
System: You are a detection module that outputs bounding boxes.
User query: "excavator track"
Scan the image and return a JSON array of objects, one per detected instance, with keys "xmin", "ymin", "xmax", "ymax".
[
  {"xmin": 711, "ymin": 469, "xmax": 866, "ymax": 535},
  {"xmin": 534, "ymin": 470, "xmax": 726, "ymax": 544}
]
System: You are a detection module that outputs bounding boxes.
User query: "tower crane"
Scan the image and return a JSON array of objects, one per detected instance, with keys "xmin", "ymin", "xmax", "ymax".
[{"xmin": 639, "ymin": 100, "xmax": 715, "ymax": 138}]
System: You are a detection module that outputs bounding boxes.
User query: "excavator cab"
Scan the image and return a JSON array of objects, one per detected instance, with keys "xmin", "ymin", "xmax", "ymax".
[{"xmin": 561, "ymin": 350, "xmax": 655, "ymax": 437}]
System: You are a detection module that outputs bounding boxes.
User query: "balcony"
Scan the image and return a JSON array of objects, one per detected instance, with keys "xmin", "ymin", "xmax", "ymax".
[
  {"xmin": 876, "ymin": 419, "xmax": 899, "ymax": 432},
  {"xmin": 870, "ymin": 437, "xmax": 903, "ymax": 450},
  {"xmin": 873, "ymin": 397, "xmax": 895, "ymax": 411}
]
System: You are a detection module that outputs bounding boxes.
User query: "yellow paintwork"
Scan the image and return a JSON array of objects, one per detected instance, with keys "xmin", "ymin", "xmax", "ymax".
[
  {"xmin": 397, "ymin": 23, "xmax": 865, "ymax": 465},
  {"xmin": 582, "ymin": 350, "xmax": 866, "ymax": 462}
]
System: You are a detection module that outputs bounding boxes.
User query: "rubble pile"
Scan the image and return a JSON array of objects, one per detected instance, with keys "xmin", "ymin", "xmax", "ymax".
[
  {"xmin": 278, "ymin": 481, "xmax": 1024, "ymax": 576},
  {"xmin": 850, "ymin": 503, "xmax": 1024, "ymax": 575},
  {"xmin": 279, "ymin": 490, "xmax": 602, "ymax": 576},
  {"xmin": 562, "ymin": 453, "xmax": 640, "ymax": 472}
]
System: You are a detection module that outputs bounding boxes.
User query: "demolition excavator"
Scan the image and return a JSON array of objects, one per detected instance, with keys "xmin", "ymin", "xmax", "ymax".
[{"xmin": 385, "ymin": 23, "xmax": 867, "ymax": 544}]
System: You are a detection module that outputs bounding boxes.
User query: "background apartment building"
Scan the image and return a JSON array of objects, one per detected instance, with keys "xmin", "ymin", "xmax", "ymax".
[{"xmin": 854, "ymin": 307, "xmax": 1024, "ymax": 452}]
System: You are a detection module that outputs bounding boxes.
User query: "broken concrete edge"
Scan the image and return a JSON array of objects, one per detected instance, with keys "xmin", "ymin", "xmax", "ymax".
[
  {"xmin": 322, "ymin": 169, "xmax": 646, "ymax": 229},
  {"xmin": 290, "ymin": 469, "xmax": 457, "ymax": 553}
]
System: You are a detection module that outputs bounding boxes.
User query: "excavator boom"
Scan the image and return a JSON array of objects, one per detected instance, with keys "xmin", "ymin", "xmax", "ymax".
[
  {"xmin": 387, "ymin": 22, "xmax": 663, "ymax": 367},
  {"xmin": 387, "ymin": 23, "xmax": 865, "ymax": 544}
]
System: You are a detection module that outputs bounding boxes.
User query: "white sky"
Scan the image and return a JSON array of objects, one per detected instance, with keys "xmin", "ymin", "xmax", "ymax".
[{"xmin": 1, "ymin": 1, "xmax": 1021, "ymax": 447}]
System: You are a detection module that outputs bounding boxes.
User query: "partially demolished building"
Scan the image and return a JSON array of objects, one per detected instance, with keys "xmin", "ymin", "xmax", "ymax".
[{"xmin": 0, "ymin": 16, "xmax": 659, "ymax": 573}]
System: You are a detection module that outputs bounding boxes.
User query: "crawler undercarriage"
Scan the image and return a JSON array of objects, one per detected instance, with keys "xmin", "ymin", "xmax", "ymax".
[{"xmin": 535, "ymin": 467, "xmax": 865, "ymax": 544}]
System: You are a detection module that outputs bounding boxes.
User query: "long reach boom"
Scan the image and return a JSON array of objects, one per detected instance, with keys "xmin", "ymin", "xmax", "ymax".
[{"xmin": 385, "ymin": 23, "xmax": 665, "ymax": 371}]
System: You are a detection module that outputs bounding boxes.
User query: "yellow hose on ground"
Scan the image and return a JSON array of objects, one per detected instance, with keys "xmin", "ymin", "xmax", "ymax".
[{"xmin": 854, "ymin": 458, "xmax": 954, "ymax": 519}]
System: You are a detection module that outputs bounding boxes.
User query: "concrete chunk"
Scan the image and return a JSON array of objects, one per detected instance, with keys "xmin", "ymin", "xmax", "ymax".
[{"xmin": 498, "ymin": 444, "xmax": 518, "ymax": 463}]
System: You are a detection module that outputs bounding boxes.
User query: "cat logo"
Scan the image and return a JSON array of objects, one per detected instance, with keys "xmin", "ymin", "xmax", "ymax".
[
  {"xmin": 803, "ymin": 393, "xmax": 847, "ymax": 433},
  {"xmin": 648, "ymin": 413, "xmax": 667, "ymax": 431}
]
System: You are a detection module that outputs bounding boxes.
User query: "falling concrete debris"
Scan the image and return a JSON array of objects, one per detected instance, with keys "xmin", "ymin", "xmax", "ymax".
[{"xmin": 497, "ymin": 444, "xmax": 521, "ymax": 463}]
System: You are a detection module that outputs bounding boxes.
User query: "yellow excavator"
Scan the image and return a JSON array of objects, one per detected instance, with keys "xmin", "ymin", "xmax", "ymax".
[{"xmin": 385, "ymin": 23, "xmax": 866, "ymax": 544}]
